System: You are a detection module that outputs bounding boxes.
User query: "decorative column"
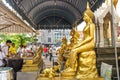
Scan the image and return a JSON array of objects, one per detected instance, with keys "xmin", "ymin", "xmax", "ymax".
[
  {"xmin": 114, "ymin": 23, "xmax": 119, "ymax": 47},
  {"xmin": 99, "ymin": 23, "xmax": 104, "ymax": 47}
]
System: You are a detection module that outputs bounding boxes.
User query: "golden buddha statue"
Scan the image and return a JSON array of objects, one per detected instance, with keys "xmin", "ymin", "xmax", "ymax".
[
  {"xmin": 32, "ymin": 45, "xmax": 43, "ymax": 64},
  {"xmin": 57, "ymin": 36, "xmax": 67, "ymax": 65},
  {"xmin": 61, "ymin": 36, "xmax": 67, "ymax": 49},
  {"xmin": 67, "ymin": 28, "xmax": 75, "ymax": 50},
  {"xmin": 37, "ymin": 65, "xmax": 60, "ymax": 80},
  {"xmin": 65, "ymin": 29, "xmax": 80, "ymax": 68},
  {"xmin": 62, "ymin": 28, "xmax": 75, "ymax": 60},
  {"xmin": 65, "ymin": 21, "xmax": 79, "ymax": 54},
  {"xmin": 61, "ymin": 2, "xmax": 98, "ymax": 79},
  {"xmin": 21, "ymin": 45, "xmax": 43, "ymax": 72},
  {"xmin": 57, "ymin": 48, "xmax": 64, "ymax": 65}
]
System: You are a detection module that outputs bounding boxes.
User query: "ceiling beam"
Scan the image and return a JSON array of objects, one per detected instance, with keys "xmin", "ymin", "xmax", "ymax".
[
  {"xmin": 2, "ymin": 16, "xmax": 19, "ymax": 24},
  {"xmin": 34, "ymin": 8, "xmax": 76, "ymax": 24},
  {"xmin": 0, "ymin": 24, "xmax": 14, "ymax": 26},
  {"xmin": 28, "ymin": 1, "xmax": 80, "ymax": 18},
  {"xmin": 59, "ymin": 0, "xmax": 83, "ymax": 16},
  {"xmin": 27, "ymin": 0, "xmax": 47, "ymax": 14}
]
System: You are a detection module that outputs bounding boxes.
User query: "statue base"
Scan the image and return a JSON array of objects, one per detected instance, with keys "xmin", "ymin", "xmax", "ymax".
[
  {"xmin": 37, "ymin": 77, "xmax": 104, "ymax": 80},
  {"xmin": 61, "ymin": 71, "xmax": 76, "ymax": 77}
]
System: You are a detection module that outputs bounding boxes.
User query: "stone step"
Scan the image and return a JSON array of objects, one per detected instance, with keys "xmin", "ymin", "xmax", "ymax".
[
  {"xmin": 95, "ymin": 48, "xmax": 120, "ymax": 55},
  {"xmin": 97, "ymin": 54, "xmax": 116, "ymax": 58},
  {"xmin": 97, "ymin": 58, "xmax": 117, "ymax": 66}
]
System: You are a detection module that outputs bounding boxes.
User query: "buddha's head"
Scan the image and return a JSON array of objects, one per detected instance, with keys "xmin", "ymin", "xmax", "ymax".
[{"xmin": 83, "ymin": 2, "xmax": 94, "ymax": 22}]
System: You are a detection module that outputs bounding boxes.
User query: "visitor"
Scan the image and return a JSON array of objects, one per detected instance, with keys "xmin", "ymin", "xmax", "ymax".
[
  {"xmin": 43, "ymin": 45, "xmax": 48, "ymax": 58},
  {"xmin": 17, "ymin": 45, "xmax": 23, "ymax": 54},
  {"xmin": 21, "ymin": 44, "xmax": 28, "ymax": 56},
  {"xmin": 9, "ymin": 43, "xmax": 17, "ymax": 55},
  {"xmin": 2, "ymin": 40, "xmax": 12, "ymax": 57},
  {"xmin": 49, "ymin": 45, "xmax": 53, "ymax": 61},
  {"xmin": 0, "ymin": 45, "xmax": 6, "ymax": 66}
]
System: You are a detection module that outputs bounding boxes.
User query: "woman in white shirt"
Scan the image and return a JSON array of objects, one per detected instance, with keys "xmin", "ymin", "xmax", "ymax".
[{"xmin": 17, "ymin": 45, "xmax": 23, "ymax": 54}]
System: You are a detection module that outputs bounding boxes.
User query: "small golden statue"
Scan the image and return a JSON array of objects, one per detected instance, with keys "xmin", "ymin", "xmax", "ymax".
[
  {"xmin": 37, "ymin": 65, "xmax": 60, "ymax": 80},
  {"xmin": 57, "ymin": 36, "xmax": 67, "ymax": 65},
  {"xmin": 65, "ymin": 29, "xmax": 80, "ymax": 69},
  {"xmin": 32, "ymin": 45, "xmax": 43, "ymax": 64},
  {"xmin": 62, "ymin": 28, "xmax": 75, "ymax": 60},
  {"xmin": 21, "ymin": 45, "xmax": 43, "ymax": 72},
  {"xmin": 61, "ymin": 2, "xmax": 98, "ymax": 79},
  {"xmin": 66, "ymin": 28, "xmax": 75, "ymax": 51}
]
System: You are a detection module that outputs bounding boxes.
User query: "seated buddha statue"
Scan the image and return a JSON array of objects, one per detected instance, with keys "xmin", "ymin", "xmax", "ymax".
[
  {"xmin": 61, "ymin": 3, "xmax": 98, "ymax": 79},
  {"xmin": 37, "ymin": 65, "xmax": 60, "ymax": 80},
  {"xmin": 57, "ymin": 36, "xmax": 67, "ymax": 65},
  {"xmin": 65, "ymin": 30, "xmax": 80, "ymax": 68},
  {"xmin": 21, "ymin": 45, "xmax": 43, "ymax": 72}
]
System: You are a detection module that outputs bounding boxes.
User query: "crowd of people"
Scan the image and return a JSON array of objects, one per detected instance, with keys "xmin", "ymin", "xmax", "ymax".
[
  {"xmin": 0, "ymin": 40, "xmax": 38, "ymax": 67},
  {"xmin": 0, "ymin": 40, "xmax": 60, "ymax": 67},
  {"xmin": 43, "ymin": 44, "xmax": 60, "ymax": 62}
]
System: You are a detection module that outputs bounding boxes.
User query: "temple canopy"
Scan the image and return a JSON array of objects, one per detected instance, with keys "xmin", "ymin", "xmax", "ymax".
[
  {"xmin": 0, "ymin": 2, "xmax": 35, "ymax": 33},
  {"xmin": 5, "ymin": 0, "xmax": 105, "ymax": 29}
]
